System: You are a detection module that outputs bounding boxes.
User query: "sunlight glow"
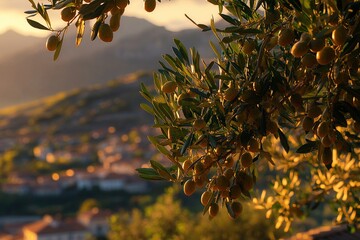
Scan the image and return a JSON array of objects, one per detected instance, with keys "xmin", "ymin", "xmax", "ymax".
[{"xmin": 0, "ymin": 1, "xmax": 221, "ymax": 37}]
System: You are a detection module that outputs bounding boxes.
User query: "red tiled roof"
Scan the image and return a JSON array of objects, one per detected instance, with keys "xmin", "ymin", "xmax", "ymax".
[
  {"xmin": 286, "ymin": 225, "xmax": 360, "ymax": 240},
  {"xmin": 78, "ymin": 208, "xmax": 112, "ymax": 221},
  {"xmin": 23, "ymin": 218, "xmax": 87, "ymax": 235}
]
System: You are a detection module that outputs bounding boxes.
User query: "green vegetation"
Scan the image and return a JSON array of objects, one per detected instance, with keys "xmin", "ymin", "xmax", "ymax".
[
  {"xmin": 24, "ymin": 0, "xmax": 360, "ymax": 234},
  {"xmin": 109, "ymin": 187, "xmax": 282, "ymax": 240},
  {"xmin": 0, "ymin": 184, "xmax": 167, "ymax": 216}
]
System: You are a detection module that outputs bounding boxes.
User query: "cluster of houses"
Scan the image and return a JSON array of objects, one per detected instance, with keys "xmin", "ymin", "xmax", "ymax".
[
  {"xmin": 0, "ymin": 208, "xmax": 112, "ymax": 240},
  {"xmin": 0, "ymin": 126, "xmax": 163, "ymax": 196},
  {"xmin": 0, "ymin": 126, "xmax": 166, "ymax": 239}
]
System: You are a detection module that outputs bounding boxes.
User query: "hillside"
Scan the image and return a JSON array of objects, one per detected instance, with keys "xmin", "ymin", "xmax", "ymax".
[
  {"xmin": 0, "ymin": 30, "xmax": 42, "ymax": 59},
  {"xmin": 0, "ymin": 16, "xmax": 214, "ymax": 107},
  {"xmin": 0, "ymin": 71, "xmax": 154, "ymax": 141}
]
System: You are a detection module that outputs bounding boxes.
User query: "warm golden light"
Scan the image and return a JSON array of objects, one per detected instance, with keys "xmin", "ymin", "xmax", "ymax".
[
  {"xmin": 65, "ymin": 169, "xmax": 75, "ymax": 177},
  {"xmin": 52, "ymin": 173, "xmax": 60, "ymax": 181},
  {"xmin": 0, "ymin": 1, "xmax": 221, "ymax": 37}
]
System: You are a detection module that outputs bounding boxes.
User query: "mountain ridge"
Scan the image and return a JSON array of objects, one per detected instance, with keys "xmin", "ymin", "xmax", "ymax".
[
  {"xmin": 0, "ymin": 71, "xmax": 154, "ymax": 139},
  {"xmin": 0, "ymin": 16, "xmax": 214, "ymax": 108}
]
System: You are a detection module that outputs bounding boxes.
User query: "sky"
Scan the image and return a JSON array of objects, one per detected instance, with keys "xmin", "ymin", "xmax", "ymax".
[{"xmin": 0, "ymin": 0, "xmax": 221, "ymax": 37}]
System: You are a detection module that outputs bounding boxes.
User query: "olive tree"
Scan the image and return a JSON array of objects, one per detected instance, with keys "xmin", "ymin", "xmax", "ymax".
[{"xmin": 26, "ymin": 0, "xmax": 360, "ymax": 232}]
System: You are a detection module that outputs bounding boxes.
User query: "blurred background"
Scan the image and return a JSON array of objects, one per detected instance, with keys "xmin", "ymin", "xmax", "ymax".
[{"xmin": 0, "ymin": 1, "xmax": 334, "ymax": 240}]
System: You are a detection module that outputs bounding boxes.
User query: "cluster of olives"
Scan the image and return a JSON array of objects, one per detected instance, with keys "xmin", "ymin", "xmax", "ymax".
[
  {"xmin": 182, "ymin": 151, "xmax": 255, "ymax": 219},
  {"xmin": 162, "ymin": 82, "xmax": 268, "ymax": 219},
  {"xmin": 46, "ymin": 0, "xmax": 157, "ymax": 51}
]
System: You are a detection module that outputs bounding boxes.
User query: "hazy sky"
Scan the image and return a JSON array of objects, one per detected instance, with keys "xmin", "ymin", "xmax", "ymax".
[{"xmin": 0, "ymin": 0, "xmax": 221, "ymax": 36}]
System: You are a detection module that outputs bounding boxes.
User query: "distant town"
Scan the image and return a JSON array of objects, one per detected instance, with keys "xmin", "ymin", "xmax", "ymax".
[{"xmin": 0, "ymin": 124, "xmax": 167, "ymax": 240}]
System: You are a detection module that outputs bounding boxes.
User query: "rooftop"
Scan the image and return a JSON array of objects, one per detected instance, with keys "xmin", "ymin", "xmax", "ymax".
[
  {"xmin": 287, "ymin": 225, "xmax": 360, "ymax": 240},
  {"xmin": 23, "ymin": 216, "xmax": 87, "ymax": 235}
]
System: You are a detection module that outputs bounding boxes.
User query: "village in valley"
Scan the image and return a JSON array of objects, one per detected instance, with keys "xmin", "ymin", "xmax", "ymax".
[{"xmin": 0, "ymin": 123, "xmax": 166, "ymax": 240}]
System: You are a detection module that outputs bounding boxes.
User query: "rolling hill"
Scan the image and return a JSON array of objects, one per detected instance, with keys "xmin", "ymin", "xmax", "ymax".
[
  {"xmin": 0, "ymin": 71, "xmax": 154, "ymax": 140},
  {"xmin": 0, "ymin": 16, "xmax": 214, "ymax": 108}
]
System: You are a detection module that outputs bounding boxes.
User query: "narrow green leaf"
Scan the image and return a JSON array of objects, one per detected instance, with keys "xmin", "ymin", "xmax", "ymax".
[
  {"xmin": 220, "ymin": 13, "xmax": 240, "ymax": 25},
  {"xmin": 156, "ymin": 144, "xmax": 172, "ymax": 158},
  {"xmin": 53, "ymin": 34, "xmax": 64, "ymax": 61},
  {"xmin": 26, "ymin": 18, "xmax": 49, "ymax": 30},
  {"xmin": 24, "ymin": 10, "xmax": 38, "ymax": 14},
  {"xmin": 150, "ymin": 160, "xmax": 175, "ymax": 181},
  {"xmin": 53, "ymin": 0, "xmax": 74, "ymax": 9},
  {"xmin": 202, "ymin": 191, "xmax": 216, "ymax": 215},
  {"xmin": 140, "ymin": 103, "xmax": 155, "ymax": 115},
  {"xmin": 136, "ymin": 167, "xmax": 158, "ymax": 175},
  {"xmin": 138, "ymin": 173, "xmax": 164, "ymax": 180},
  {"xmin": 76, "ymin": 18, "xmax": 85, "ymax": 46},
  {"xmin": 28, "ymin": 0, "xmax": 36, "ymax": 9},
  {"xmin": 296, "ymin": 141, "xmax": 318, "ymax": 153},
  {"xmin": 181, "ymin": 133, "xmax": 194, "ymax": 155},
  {"xmin": 82, "ymin": 2, "xmax": 106, "ymax": 20},
  {"xmin": 209, "ymin": 41, "xmax": 221, "ymax": 59},
  {"xmin": 185, "ymin": 14, "xmax": 211, "ymax": 31},
  {"xmin": 278, "ymin": 128, "xmax": 290, "ymax": 153},
  {"xmin": 174, "ymin": 39, "xmax": 190, "ymax": 65},
  {"xmin": 225, "ymin": 201, "xmax": 236, "ymax": 219},
  {"xmin": 288, "ymin": 0, "xmax": 302, "ymax": 11}
]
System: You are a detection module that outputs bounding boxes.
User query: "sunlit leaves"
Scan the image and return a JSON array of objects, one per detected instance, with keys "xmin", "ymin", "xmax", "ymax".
[{"xmin": 25, "ymin": 0, "xmax": 360, "ymax": 232}]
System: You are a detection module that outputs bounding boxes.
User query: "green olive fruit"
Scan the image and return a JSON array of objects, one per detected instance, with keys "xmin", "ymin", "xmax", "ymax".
[
  {"xmin": 291, "ymin": 41, "xmax": 309, "ymax": 58},
  {"xmin": 322, "ymin": 147, "xmax": 333, "ymax": 165},
  {"xmin": 161, "ymin": 81, "xmax": 177, "ymax": 93},
  {"xmin": 144, "ymin": 0, "xmax": 156, "ymax": 12},
  {"xmin": 209, "ymin": 202, "xmax": 219, "ymax": 217},
  {"xmin": 229, "ymin": 185, "xmax": 242, "ymax": 199},
  {"xmin": 215, "ymin": 175, "xmax": 230, "ymax": 191},
  {"xmin": 240, "ymin": 151, "xmax": 253, "ymax": 168},
  {"xmin": 193, "ymin": 119, "xmax": 206, "ymax": 131},
  {"xmin": 321, "ymin": 135, "xmax": 333, "ymax": 148},
  {"xmin": 316, "ymin": 47, "xmax": 335, "ymax": 65},
  {"xmin": 300, "ymin": 32, "xmax": 312, "ymax": 43},
  {"xmin": 230, "ymin": 201, "xmax": 243, "ymax": 218},
  {"xmin": 201, "ymin": 191, "xmax": 212, "ymax": 206},
  {"xmin": 183, "ymin": 179, "xmax": 196, "ymax": 196},
  {"xmin": 109, "ymin": 13, "xmax": 121, "ymax": 32},
  {"xmin": 301, "ymin": 53, "xmax": 318, "ymax": 68},
  {"xmin": 332, "ymin": 25, "xmax": 347, "ymax": 46},
  {"xmin": 61, "ymin": 7, "xmax": 76, "ymax": 22},
  {"xmin": 177, "ymin": 92, "xmax": 192, "ymax": 105},
  {"xmin": 194, "ymin": 162, "xmax": 205, "ymax": 175},
  {"xmin": 115, "ymin": 0, "xmax": 128, "ymax": 9},
  {"xmin": 317, "ymin": 121, "xmax": 329, "ymax": 138},
  {"xmin": 278, "ymin": 28, "xmax": 295, "ymax": 46},
  {"xmin": 247, "ymin": 138, "xmax": 259, "ymax": 153},
  {"xmin": 46, "ymin": 35, "xmax": 59, "ymax": 51},
  {"xmin": 98, "ymin": 23, "xmax": 113, "ymax": 42},
  {"xmin": 310, "ymin": 38, "xmax": 325, "ymax": 52},
  {"xmin": 224, "ymin": 155, "xmax": 234, "ymax": 168},
  {"xmin": 224, "ymin": 168, "xmax": 235, "ymax": 180},
  {"xmin": 195, "ymin": 176, "xmax": 206, "ymax": 188},
  {"xmin": 182, "ymin": 159, "xmax": 192, "ymax": 172}
]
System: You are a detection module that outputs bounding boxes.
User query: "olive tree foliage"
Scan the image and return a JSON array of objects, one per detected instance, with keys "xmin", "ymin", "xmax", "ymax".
[
  {"xmin": 25, "ymin": 0, "xmax": 158, "ymax": 60},
  {"xmin": 26, "ymin": 0, "xmax": 360, "ymax": 232}
]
